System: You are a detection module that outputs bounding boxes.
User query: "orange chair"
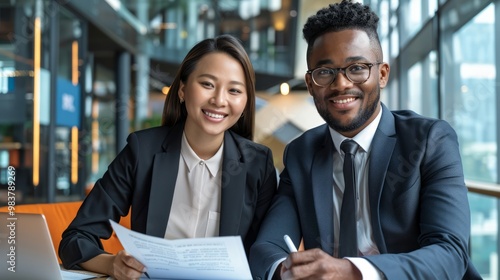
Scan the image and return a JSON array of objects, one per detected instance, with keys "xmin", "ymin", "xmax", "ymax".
[{"xmin": 0, "ymin": 201, "xmax": 130, "ymax": 264}]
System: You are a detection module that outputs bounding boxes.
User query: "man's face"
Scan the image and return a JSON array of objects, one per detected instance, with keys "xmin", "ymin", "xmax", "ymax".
[{"xmin": 305, "ymin": 29, "xmax": 389, "ymax": 138}]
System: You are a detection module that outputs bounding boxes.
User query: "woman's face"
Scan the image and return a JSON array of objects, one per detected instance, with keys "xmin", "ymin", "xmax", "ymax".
[{"xmin": 179, "ymin": 52, "xmax": 248, "ymax": 141}]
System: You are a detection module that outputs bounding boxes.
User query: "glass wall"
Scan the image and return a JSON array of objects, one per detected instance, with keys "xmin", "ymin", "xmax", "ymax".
[
  {"xmin": 443, "ymin": 4, "xmax": 496, "ymax": 183},
  {"xmin": 139, "ymin": 0, "xmax": 299, "ymax": 77},
  {"xmin": 0, "ymin": 0, "xmax": 86, "ymax": 204},
  {"xmin": 405, "ymin": 51, "xmax": 438, "ymax": 117},
  {"xmin": 400, "ymin": 0, "xmax": 438, "ymax": 45},
  {"xmin": 366, "ymin": 0, "xmax": 499, "ymax": 278},
  {"xmin": 0, "ymin": 1, "xmax": 43, "ymax": 204},
  {"xmin": 53, "ymin": 5, "xmax": 85, "ymax": 199},
  {"xmin": 442, "ymin": 3, "xmax": 497, "ymax": 278}
]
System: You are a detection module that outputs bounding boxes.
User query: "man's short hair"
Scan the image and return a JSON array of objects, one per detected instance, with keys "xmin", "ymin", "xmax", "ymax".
[{"xmin": 303, "ymin": 0, "xmax": 382, "ymax": 61}]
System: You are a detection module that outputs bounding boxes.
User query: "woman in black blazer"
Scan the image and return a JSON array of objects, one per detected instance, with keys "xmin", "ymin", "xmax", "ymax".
[{"xmin": 59, "ymin": 34, "xmax": 277, "ymax": 279}]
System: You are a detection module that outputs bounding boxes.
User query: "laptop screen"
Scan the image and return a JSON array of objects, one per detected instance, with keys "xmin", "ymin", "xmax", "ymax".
[{"xmin": 0, "ymin": 212, "xmax": 63, "ymax": 280}]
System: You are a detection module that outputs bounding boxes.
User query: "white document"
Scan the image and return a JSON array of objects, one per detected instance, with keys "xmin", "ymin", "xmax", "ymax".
[
  {"xmin": 109, "ymin": 220, "xmax": 252, "ymax": 280},
  {"xmin": 60, "ymin": 269, "xmax": 104, "ymax": 280}
]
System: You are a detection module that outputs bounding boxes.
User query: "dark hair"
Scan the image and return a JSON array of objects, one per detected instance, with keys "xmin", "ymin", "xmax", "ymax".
[
  {"xmin": 161, "ymin": 34, "xmax": 256, "ymax": 140},
  {"xmin": 302, "ymin": 0, "xmax": 382, "ymax": 61}
]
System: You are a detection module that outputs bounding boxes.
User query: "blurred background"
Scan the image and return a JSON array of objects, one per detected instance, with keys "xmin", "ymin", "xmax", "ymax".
[{"xmin": 0, "ymin": 0, "xmax": 497, "ymax": 278}]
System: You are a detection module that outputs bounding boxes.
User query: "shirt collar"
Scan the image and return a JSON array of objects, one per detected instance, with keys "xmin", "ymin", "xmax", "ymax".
[
  {"xmin": 180, "ymin": 132, "xmax": 223, "ymax": 177},
  {"xmin": 329, "ymin": 104, "xmax": 382, "ymax": 154}
]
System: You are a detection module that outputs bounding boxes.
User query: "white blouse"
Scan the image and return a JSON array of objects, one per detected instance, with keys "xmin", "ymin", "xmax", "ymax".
[{"xmin": 164, "ymin": 132, "xmax": 223, "ymax": 239}]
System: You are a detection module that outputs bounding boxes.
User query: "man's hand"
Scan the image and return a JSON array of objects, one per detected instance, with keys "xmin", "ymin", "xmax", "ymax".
[{"xmin": 280, "ymin": 248, "xmax": 362, "ymax": 280}]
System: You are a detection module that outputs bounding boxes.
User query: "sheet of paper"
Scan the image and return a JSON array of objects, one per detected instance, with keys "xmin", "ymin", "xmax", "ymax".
[
  {"xmin": 110, "ymin": 220, "xmax": 252, "ymax": 280},
  {"xmin": 60, "ymin": 269, "xmax": 104, "ymax": 280}
]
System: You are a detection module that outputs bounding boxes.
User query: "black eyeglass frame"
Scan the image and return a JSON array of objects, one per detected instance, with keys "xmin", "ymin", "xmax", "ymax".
[{"xmin": 306, "ymin": 62, "xmax": 383, "ymax": 87}]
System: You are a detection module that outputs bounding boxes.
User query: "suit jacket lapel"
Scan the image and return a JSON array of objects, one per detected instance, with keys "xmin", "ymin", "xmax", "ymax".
[
  {"xmin": 312, "ymin": 126, "xmax": 335, "ymax": 255},
  {"xmin": 146, "ymin": 123, "xmax": 183, "ymax": 237},
  {"xmin": 219, "ymin": 131, "xmax": 246, "ymax": 236},
  {"xmin": 368, "ymin": 104, "xmax": 396, "ymax": 253}
]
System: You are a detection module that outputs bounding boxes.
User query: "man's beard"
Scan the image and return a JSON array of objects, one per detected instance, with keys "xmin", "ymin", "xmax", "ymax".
[{"xmin": 313, "ymin": 87, "xmax": 380, "ymax": 133}]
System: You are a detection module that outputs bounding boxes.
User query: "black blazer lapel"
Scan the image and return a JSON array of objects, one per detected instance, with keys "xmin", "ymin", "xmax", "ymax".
[
  {"xmin": 146, "ymin": 123, "xmax": 183, "ymax": 237},
  {"xmin": 368, "ymin": 104, "xmax": 396, "ymax": 253},
  {"xmin": 312, "ymin": 126, "xmax": 335, "ymax": 255},
  {"xmin": 219, "ymin": 131, "xmax": 246, "ymax": 236}
]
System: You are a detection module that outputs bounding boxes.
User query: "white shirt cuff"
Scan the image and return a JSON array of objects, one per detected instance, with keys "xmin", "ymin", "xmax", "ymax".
[
  {"xmin": 267, "ymin": 257, "xmax": 287, "ymax": 280},
  {"xmin": 346, "ymin": 257, "xmax": 384, "ymax": 280}
]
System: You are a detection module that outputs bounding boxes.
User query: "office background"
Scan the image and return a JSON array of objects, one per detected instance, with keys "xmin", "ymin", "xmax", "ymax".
[{"xmin": 0, "ymin": 0, "xmax": 497, "ymax": 278}]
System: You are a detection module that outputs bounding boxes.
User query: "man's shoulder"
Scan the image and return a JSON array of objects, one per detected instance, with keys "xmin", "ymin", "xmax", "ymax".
[
  {"xmin": 390, "ymin": 109, "xmax": 436, "ymax": 121},
  {"xmin": 389, "ymin": 109, "xmax": 455, "ymax": 138},
  {"xmin": 390, "ymin": 109, "xmax": 448, "ymax": 127}
]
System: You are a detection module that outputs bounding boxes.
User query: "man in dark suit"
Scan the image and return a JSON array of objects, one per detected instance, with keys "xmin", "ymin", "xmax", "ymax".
[{"xmin": 249, "ymin": 1, "xmax": 480, "ymax": 279}]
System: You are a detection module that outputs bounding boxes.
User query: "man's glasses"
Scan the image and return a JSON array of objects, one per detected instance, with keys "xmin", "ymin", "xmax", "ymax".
[{"xmin": 306, "ymin": 62, "xmax": 382, "ymax": 87}]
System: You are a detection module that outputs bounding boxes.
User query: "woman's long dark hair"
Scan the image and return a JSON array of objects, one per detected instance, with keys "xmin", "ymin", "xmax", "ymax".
[{"xmin": 161, "ymin": 34, "xmax": 256, "ymax": 140}]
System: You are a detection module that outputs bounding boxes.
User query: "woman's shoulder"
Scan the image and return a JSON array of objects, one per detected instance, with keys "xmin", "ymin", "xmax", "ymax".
[
  {"xmin": 130, "ymin": 125, "xmax": 182, "ymax": 139},
  {"xmin": 227, "ymin": 130, "xmax": 272, "ymax": 155},
  {"xmin": 127, "ymin": 125, "xmax": 181, "ymax": 148},
  {"xmin": 224, "ymin": 131, "xmax": 272, "ymax": 161},
  {"xmin": 132, "ymin": 125, "xmax": 170, "ymax": 137}
]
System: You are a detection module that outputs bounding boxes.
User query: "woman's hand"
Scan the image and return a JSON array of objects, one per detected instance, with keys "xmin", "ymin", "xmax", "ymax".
[
  {"xmin": 80, "ymin": 250, "xmax": 147, "ymax": 280},
  {"xmin": 110, "ymin": 250, "xmax": 147, "ymax": 280}
]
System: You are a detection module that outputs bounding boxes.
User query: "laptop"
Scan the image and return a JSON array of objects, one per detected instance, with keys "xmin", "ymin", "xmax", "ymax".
[{"xmin": 0, "ymin": 212, "xmax": 103, "ymax": 280}]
